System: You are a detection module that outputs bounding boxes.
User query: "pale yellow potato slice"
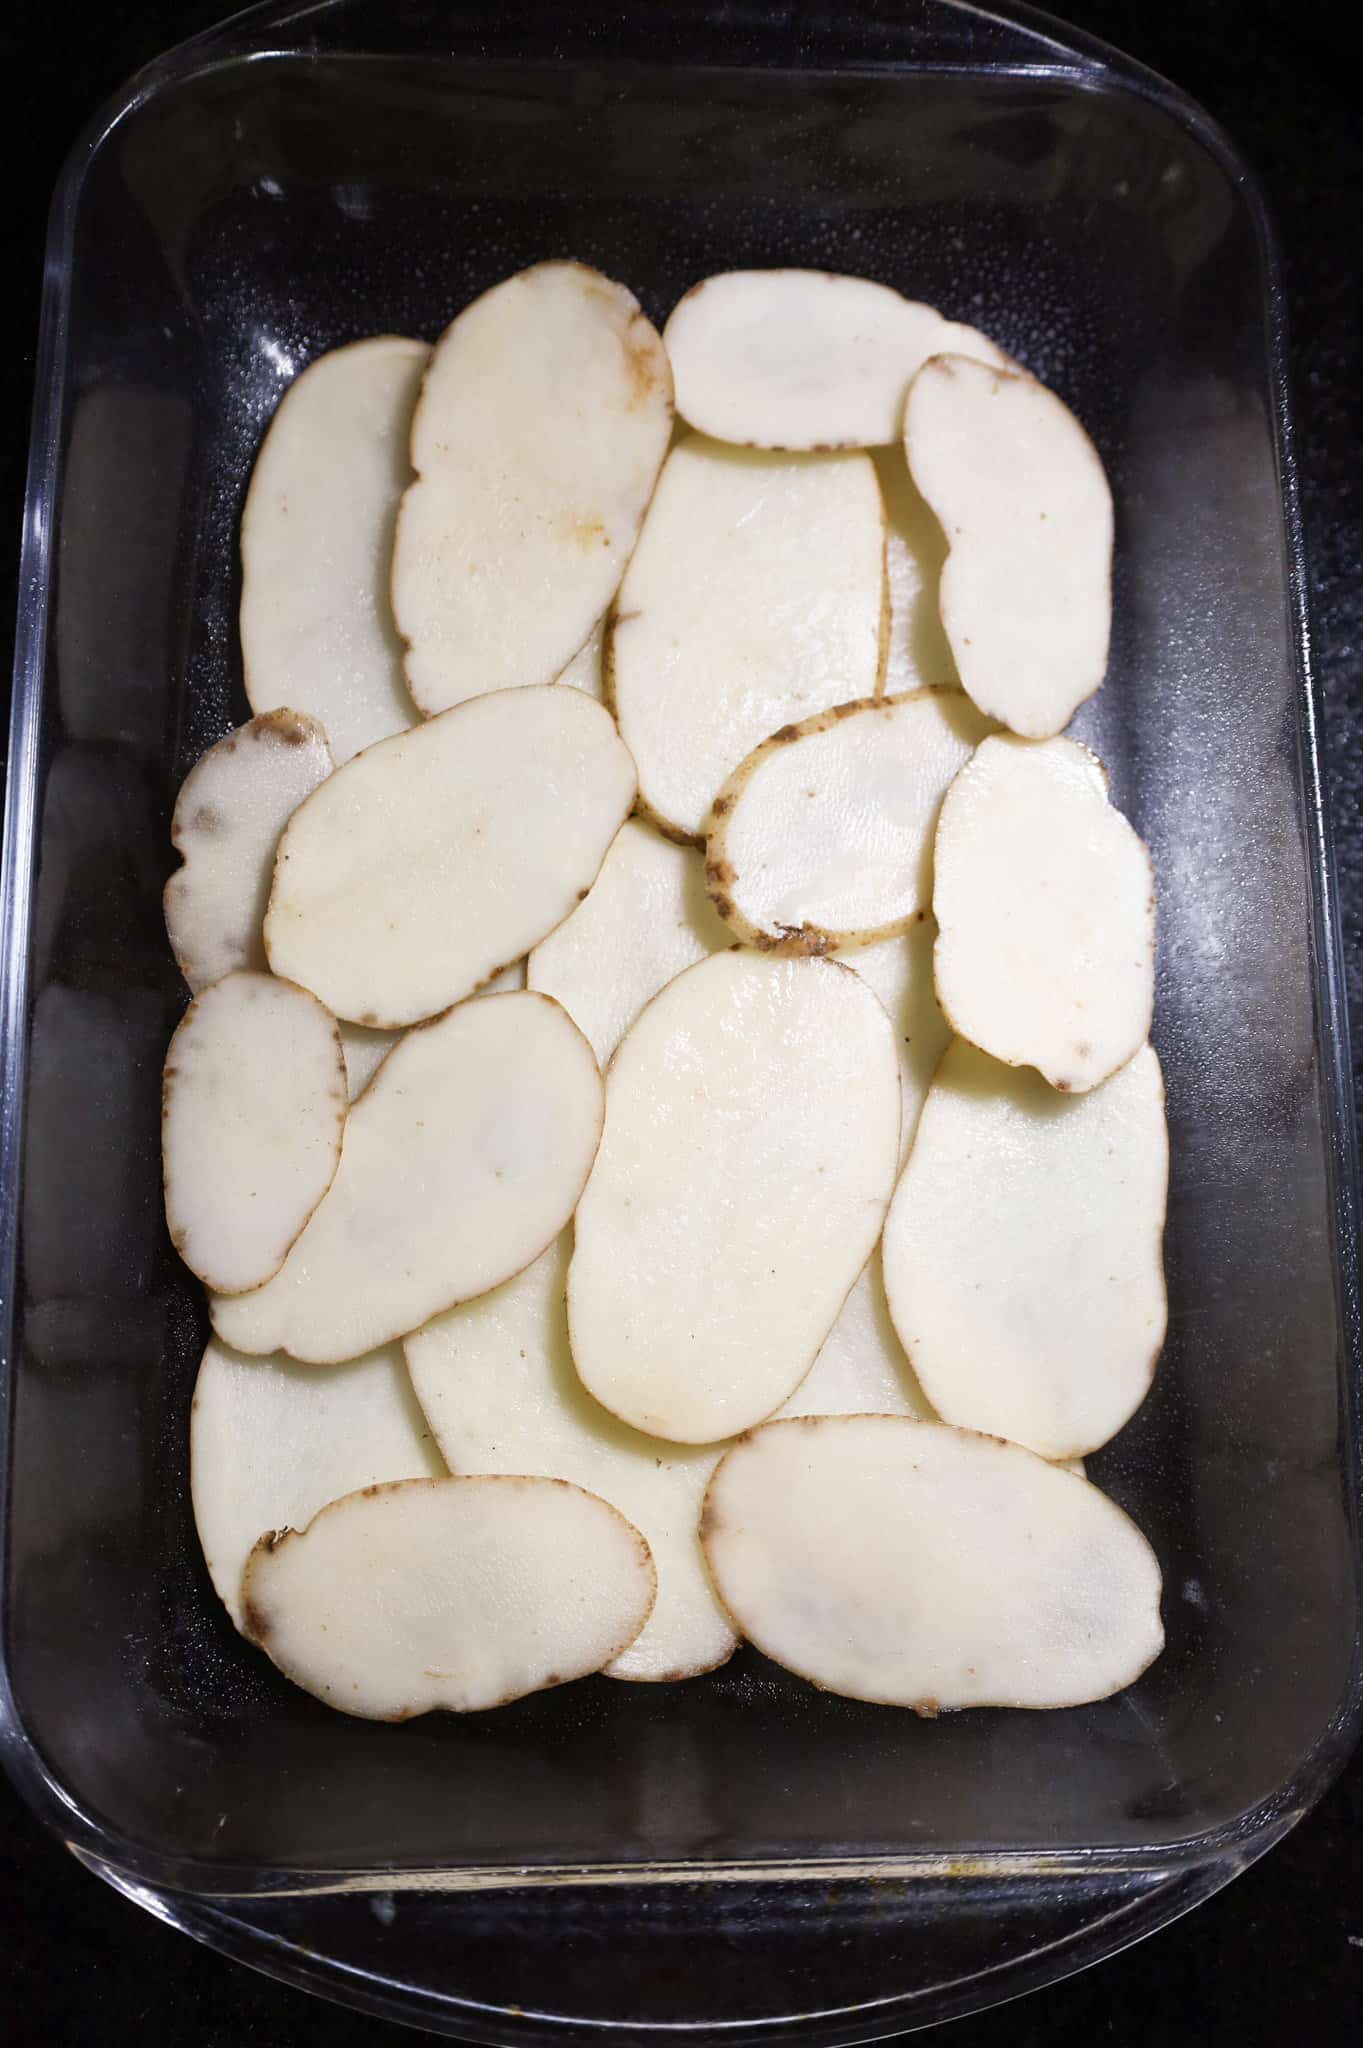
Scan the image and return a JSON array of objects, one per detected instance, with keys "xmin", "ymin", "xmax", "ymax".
[
  {"xmin": 874, "ymin": 446, "xmax": 957, "ymax": 692},
  {"xmin": 337, "ymin": 961, "xmax": 525, "ymax": 1101},
  {"xmin": 240, "ymin": 337, "xmax": 427, "ymax": 763},
  {"xmin": 568, "ymin": 952, "xmax": 900, "ymax": 1442},
  {"xmin": 778, "ymin": 1253, "xmax": 935, "ymax": 1421},
  {"xmin": 405, "ymin": 1237, "xmax": 736, "ymax": 1683},
  {"xmin": 701, "ymin": 1415, "xmax": 1163, "ymax": 1709},
  {"xmin": 264, "ymin": 686, "xmax": 636, "ymax": 1028},
  {"xmin": 162, "ymin": 971, "xmax": 346, "ymax": 1296},
  {"xmin": 836, "ymin": 925, "xmax": 950, "ymax": 1167},
  {"xmin": 212, "ymin": 992, "xmax": 603, "ymax": 1364},
  {"xmin": 392, "ymin": 263, "xmax": 672, "ymax": 716},
  {"xmin": 242, "ymin": 1475, "xmax": 656, "ymax": 1719},
  {"xmin": 882, "ymin": 1039, "xmax": 1168, "ymax": 1461},
  {"xmin": 557, "ymin": 617, "xmax": 605, "ymax": 699}
]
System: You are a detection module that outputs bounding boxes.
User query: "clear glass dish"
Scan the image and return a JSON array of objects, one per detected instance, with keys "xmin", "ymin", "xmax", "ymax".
[{"xmin": 2, "ymin": 1, "xmax": 1359, "ymax": 2038}]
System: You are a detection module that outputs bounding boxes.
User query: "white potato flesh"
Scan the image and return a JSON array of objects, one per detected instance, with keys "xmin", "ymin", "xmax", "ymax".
[
  {"xmin": 211, "ymin": 992, "xmax": 603, "ymax": 1363},
  {"xmin": 779, "ymin": 1254, "xmax": 935, "ymax": 1422},
  {"xmin": 905, "ymin": 354, "xmax": 1112, "ymax": 737},
  {"xmin": 706, "ymin": 688, "xmax": 994, "ymax": 952},
  {"xmin": 405, "ymin": 1237, "xmax": 736, "ymax": 1682},
  {"xmin": 568, "ymin": 952, "xmax": 901, "ymax": 1442},
  {"xmin": 264, "ymin": 686, "xmax": 637, "ymax": 1027},
  {"xmin": 242, "ymin": 1475, "xmax": 656, "ymax": 1719},
  {"xmin": 874, "ymin": 446, "xmax": 958, "ymax": 693},
  {"xmin": 241, "ymin": 337, "xmax": 427, "ymax": 763},
  {"xmin": 882, "ymin": 1039, "xmax": 1168, "ymax": 1461},
  {"xmin": 933, "ymin": 734, "xmax": 1156, "ymax": 1093},
  {"xmin": 608, "ymin": 437, "xmax": 887, "ymax": 842},
  {"xmin": 837, "ymin": 926, "xmax": 950, "ymax": 1166},
  {"xmin": 338, "ymin": 961, "xmax": 526, "ymax": 1101},
  {"xmin": 162, "ymin": 972, "xmax": 346, "ymax": 1296},
  {"xmin": 164, "ymin": 711, "xmax": 333, "ymax": 993},
  {"xmin": 191, "ymin": 1337, "xmax": 443, "ymax": 1629},
  {"xmin": 702, "ymin": 1416, "xmax": 1163, "ymax": 1709},
  {"xmin": 527, "ymin": 820, "xmax": 729, "ymax": 1065},
  {"xmin": 557, "ymin": 617, "xmax": 605, "ymax": 699},
  {"xmin": 392, "ymin": 263, "xmax": 672, "ymax": 716},
  {"xmin": 664, "ymin": 271, "xmax": 1007, "ymax": 450}
]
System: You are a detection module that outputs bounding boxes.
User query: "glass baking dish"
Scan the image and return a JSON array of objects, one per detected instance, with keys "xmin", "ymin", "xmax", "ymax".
[{"xmin": 2, "ymin": 0, "xmax": 1360, "ymax": 2037}]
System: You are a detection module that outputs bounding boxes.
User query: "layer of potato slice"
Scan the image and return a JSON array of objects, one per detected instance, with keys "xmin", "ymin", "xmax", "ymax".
[
  {"xmin": 568, "ymin": 952, "xmax": 900, "ymax": 1442},
  {"xmin": 162, "ymin": 971, "xmax": 346, "ymax": 1296},
  {"xmin": 212, "ymin": 991, "xmax": 603, "ymax": 1363},
  {"xmin": 392, "ymin": 262, "xmax": 672, "ymax": 717},
  {"xmin": 608, "ymin": 437, "xmax": 887, "ymax": 842},
  {"xmin": 905, "ymin": 354, "xmax": 1112, "ymax": 736},
  {"xmin": 405, "ymin": 1236, "xmax": 736, "ymax": 1683},
  {"xmin": 837, "ymin": 926, "xmax": 950, "ymax": 1167},
  {"xmin": 556, "ymin": 617, "xmax": 605, "ymax": 699},
  {"xmin": 164, "ymin": 711, "xmax": 333, "ymax": 992},
  {"xmin": 337, "ymin": 962, "xmax": 526, "ymax": 1102},
  {"xmin": 242, "ymin": 1475, "xmax": 656, "ymax": 1719},
  {"xmin": 701, "ymin": 1416, "xmax": 1163, "ymax": 1709},
  {"xmin": 240, "ymin": 337, "xmax": 427, "ymax": 763},
  {"xmin": 933, "ymin": 735, "xmax": 1155, "ymax": 1093},
  {"xmin": 778, "ymin": 1253, "xmax": 935, "ymax": 1421},
  {"xmin": 664, "ymin": 271, "xmax": 1007, "ymax": 450},
  {"xmin": 265, "ymin": 686, "xmax": 636, "ymax": 1028},
  {"xmin": 874, "ymin": 447, "xmax": 957, "ymax": 693},
  {"xmin": 882, "ymin": 1039, "xmax": 1168, "ymax": 1461}
]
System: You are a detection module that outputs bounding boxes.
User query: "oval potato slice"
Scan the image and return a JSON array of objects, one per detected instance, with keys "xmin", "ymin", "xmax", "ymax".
[
  {"xmin": 701, "ymin": 1415, "xmax": 1163, "ymax": 1709},
  {"xmin": 212, "ymin": 991, "xmax": 604, "ymax": 1363},
  {"xmin": 264, "ymin": 686, "xmax": 636, "ymax": 1028},
  {"xmin": 242, "ymin": 1475, "xmax": 656, "ymax": 1719},
  {"xmin": 568, "ymin": 952, "xmax": 901, "ymax": 1442},
  {"xmin": 392, "ymin": 262, "xmax": 672, "ymax": 717}
]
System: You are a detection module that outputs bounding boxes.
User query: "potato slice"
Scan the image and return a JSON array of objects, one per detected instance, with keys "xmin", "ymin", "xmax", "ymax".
[
  {"xmin": 338, "ymin": 962, "xmax": 526, "ymax": 1101},
  {"xmin": 837, "ymin": 926, "xmax": 950, "ymax": 1166},
  {"xmin": 779, "ymin": 1254, "xmax": 935, "ymax": 1422},
  {"xmin": 264, "ymin": 686, "xmax": 636, "ymax": 1028},
  {"xmin": 705, "ymin": 688, "xmax": 993, "ymax": 953},
  {"xmin": 162, "ymin": 971, "xmax": 346, "ymax": 1296},
  {"xmin": 405, "ymin": 1237, "xmax": 736, "ymax": 1683},
  {"xmin": 875, "ymin": 447, "xmax": 957, "ymax": 693},
  {"xmin": 242, "ymin": 1475, "xmax": 655, "ymax": 1718},
  {"xmin": 664, "ymin": 271, "xmax": 1006, "ymax": 450},
  {"xmin": 905, "ymin": 354, "xmax": 1112, "ymax": 736},
  {"xmin": 882, "ymin": 1039, "xmax": 1168, "ymax": 1461},
  {"xmin": 392, "ymin": 263, "xmax": 672, "ymax": 717},
  {"xmin": 701, "ymin": 1416, "xmax": 1163, "ymax": 1709},
  {"xmin": 240, "ymin": 337, "xmax": 427, "ymax": 763},
  {"xmin": 608, "ymin": 437, "xmax": 887, "ymax": 842},
  {"xmin": 557, "ymin": 617, "xmax": 605, "ymax": 699},
  {"xmin": 933, "ymin": 734, "xmax": 1155, "ymax": 1093},
  {"xmin": 164, "ymin": 711, "xmax": 333, "ymax": 993},
  {"xmin": 568, "ymin": 952, "xmax": 900, "ymax": 1442},
  {"xmin": 212, "ymin": 991, "xmax": 603, "ymax": 1363}
]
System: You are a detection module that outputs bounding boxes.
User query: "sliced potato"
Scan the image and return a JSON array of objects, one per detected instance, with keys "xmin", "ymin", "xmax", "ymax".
[
  {"xmin": 568, "ymin": 952, "xmax": 900, "ymax": 1442},
  {"xmin": 779, "ymin": 1254, "xmax": 935, "ymax": 1422},
  {"xmin": 701, "ymin": 1415, "xmax": 1163, "ymax": 1709},
  {"xmin": 265, "ymin": 686, "xmax": 636, "ymax": 1028},
  {"xmin": 242, "ymin": 1475, "xmax": 656, "ymax": 1718},
  {"xmin": 338, "ymin": 960, "xmax": 525, "ymax": 1101},
  {"xmin": 240, "ymin": 337, "xmax": 427, "ymax": 763},
  {"xmin": 608, "ymin": 437, "xmax": 887, "ymax": 842},
  {"xmin": 837, "ymin": 925, "xmax": 950, "ymax": 1166},
  {"xmin": 882, "ymin": 1039, "xmax": 1168, "ymax": 1461},
  {"xmin": 933, "ymin": 734, "xmax": 1155, "ymax": 1093},
  {"xmin": 392, "ymin": 262, "xmax": 672, "ymax": 717},
  {"xmin": 163, "ymin": 971, "xmax": 346, "ymax": 1296},
  {"xmin": 874, "ymin": 447, "xmax": 957, "ymax": 693},
  {"xmin": 905, "ymin": 354, "xmax": 1112, "ymax": 736},
  {"xmin": 405, "ymin": 1237, "xmax": 736, "ymax": 1682},
  {"xmin": 556, "ymin": 617, "xmax": 605, "ymax": 699},
  {"xmin": 164, "ymin": 711, "xmax": 333, "ymax": 992},
  {"xmin": 212, "ymin": 991, "xmax": 603, "ymax": 1363}
]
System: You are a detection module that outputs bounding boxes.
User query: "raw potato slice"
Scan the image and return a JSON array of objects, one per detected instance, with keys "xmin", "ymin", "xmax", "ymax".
[
  {"xmin": 164, "ymin": 711, "xmax": 333, "ymax": 992},
  {"xmin": 404, "ymin": 1237, "xmax": 736, "ymax": 1682},
  {"xmin": 241, "ymin": 337, "xmax": 427, "ymax": 763},
  {"xmin": 568, "ymin": 952, "xmax": 901, "ymax": 1442},
  {"xmin": 837, "ymin": 925, "xmax": 950, "ymax": 1166},
  {"xmin": 212, "ymin": 992, "xmax": 603, "ymax": 1363},
  {"xmin": 664, "ymin": 271, "xmax": 1007, "ymax": 450},
  {"xmin": 191, "ymin": 1337, "xmax": 443, "ymax": 1629},
  {"xmin": 265, "ymin": 687, "xmax": 636, "ymax": 1028},
  {"xmin": 874, "ymin": 447, "xmax": 957, "ymax": 692},
  {"xmin": 242, "ymin": 1475, "xmax": 656, "ymax": 1719},
  {"xmin": 339, "ymin": 961, "xmax": 527, "ymax": 1102},
  {"xmin": 528, "ymin": 820, "xmax": 728, "ymax": 1064},
  {"xmin": 392, "ymin": 263, "xmax": 672, "ymax": 716},
  {"xmin": 701, "ymin": 1417, "xmax": 1163, "ymax": 1710},
  {"xmin": 905, "ymin": 354, "xmax": 1112, "ymax": 736},
  {"xmin": 163, "ymin": 971, "xmax": 346, "ymax": 1296},
  {"xmin": 608, "ymin": 437, "xmax": 887, "ymax": 842},
  {"xmin": 779, "ymin": 1254, "xmax": 935, "ymax": 1422},
  {"xmin": 882, "ymin": 1039, "xmax": 1168, "ymax": 1461},
  {"xmin": 706, "ymin": 688, "xmax": 993, "ymax": 952},
  {"xmin": 933, "ymin": 734, "xmax": 1155, "ymax": 1093},
  {"xmin": 557, "ymin": 617, "xmax": 605, "ymax": 699}
]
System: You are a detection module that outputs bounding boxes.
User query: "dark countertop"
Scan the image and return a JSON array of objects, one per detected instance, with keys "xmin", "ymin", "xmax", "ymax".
[{"xmin": 2, "ymin": 2, "xmax": 1360, "ymax": 2042}]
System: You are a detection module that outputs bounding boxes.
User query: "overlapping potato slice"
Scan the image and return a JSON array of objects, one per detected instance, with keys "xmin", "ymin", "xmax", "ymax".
[
  {"xmin": 556, "ymin": 617, "xmax": 606, "ymax": 699},
  {"xmin": 837, "ymin": 925, "xmax": 950, "ymax": 1166},
  {"xmin": 337, "ymin": 962, "xmax": 526, "ymax": 1102},
  {"xmin": 778, "ymin": 1254, "xmax": 934, "ymax": 1422},
  {"xmin": 874, "ymin": 446, "xmax": 958, "ymax": 693}
]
